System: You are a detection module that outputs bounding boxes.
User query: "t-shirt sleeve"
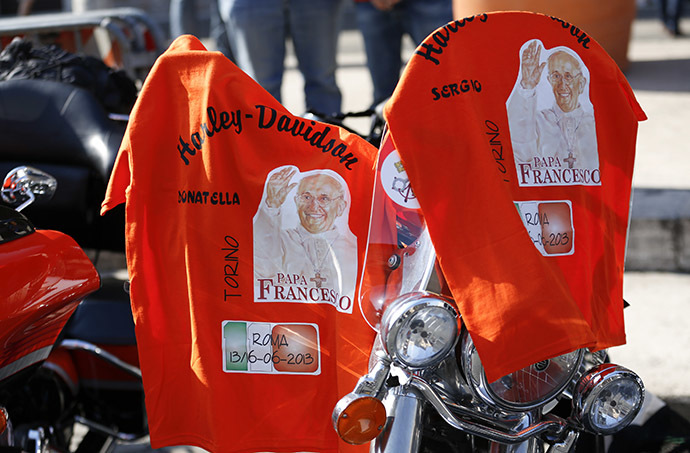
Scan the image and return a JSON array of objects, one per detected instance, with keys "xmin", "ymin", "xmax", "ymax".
[
  {"xmin": 619, "ymin": 70, "xmax": 647, "ymax": 122},
  {"xmin": 101, "ymin": 131, "xmax": 132, "ymax": 215}
]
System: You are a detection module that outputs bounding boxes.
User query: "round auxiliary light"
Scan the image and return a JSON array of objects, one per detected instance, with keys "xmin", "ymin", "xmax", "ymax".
[
  {"xmin": 380, "ymin": 293, "xmax": 459, "ymax": 369},
  {"xmin": 461, "ymin": 331, "xmax": 583, "ymax": 411},
  {"xmin": 332, "ymin": 393, "xmax": 387, "ymax": 445},
  {"xmin": 573, "ymin": 363, "xmax": 644, "ymax": 435}
]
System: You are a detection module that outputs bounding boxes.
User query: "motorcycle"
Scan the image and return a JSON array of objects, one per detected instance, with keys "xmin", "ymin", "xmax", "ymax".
[
  {"xmin": 0, "ymin": 165, "xmax": 147, "ymax": 453},
  {"xmin": 330, "ymin": 132, "xmax": 646, "ymax": 453},
  {"xmin": 0, "ymin": 43, "xmax": 149, "ymax": 450}
]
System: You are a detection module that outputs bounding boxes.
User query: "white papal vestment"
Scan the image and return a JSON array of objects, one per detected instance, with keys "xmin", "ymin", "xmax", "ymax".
[
  {"xmin": 253, "ymin": 204, "xmax": 357, "ymax": 304},
  {"xmin": 507, "ymin": 85, "xmax": 599, "ymax": 170}
]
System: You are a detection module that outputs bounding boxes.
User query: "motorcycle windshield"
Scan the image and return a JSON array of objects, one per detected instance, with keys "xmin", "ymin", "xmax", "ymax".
[{"xmin": 358, "ymin": 129, "xmax": 437, "ymax": 329}]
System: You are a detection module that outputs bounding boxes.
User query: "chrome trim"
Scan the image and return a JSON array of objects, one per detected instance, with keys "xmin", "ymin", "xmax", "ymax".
[
  {"xmin": 563, "ymin": 350, "xmax": 609, "ymax": 399},
  {"xmin": 434, "ymin": 387, "xmax": 535, "ymax": 433},
  {"xmin": 424, "ymin": 355, "xmax": 474, "ymax": 402},
  {"xmin": 75, "ymin": 416, "xmax": 146, "ymax": 443},
  {"xmin": 1, "ymin": 166, "xmax": 57, "ymax": 212},
  {"xmin": 380, "ymin": 293, "xmax": 459, "ymax": 369},
  {"xmin": 461, "ymin": 330, "xmax": 584, "ymax": 411},
  {"xmin": 372, "ymin": 385, "xmax": 424, "ymax": 453},
  {"xmin": 572, "ymin": 363, "xmax": 644, "ymax": 435},
  {"xmin": 490, "ymin": 438, "xmax": 544, "ymax": 453},
  {"xmin": 332, "ymin": 359, "xmax": 391, "ymax": 435},
  {"xmin": 353, "ymin": 359, "xmax": 391, "ymax": 398},
  {"xmin": 0, "ymin": 346, "xmax": 52, "ymax": 382},
  {"xmin": 546, "ymin": 429, "xmax": 579, "ymax": 453},
  {"xmin": 27, "ymin": 427, "xmax": 47, "ymax": 453},
  {"xmin": 0, "ymin": 407, "xmax": 13, "ymax": 447},
  {"xmin": 107, "ymin": 113, "xmax": 130, "ymax": 122},
  {"xmin": 399, "ymin": 226, "xmax": 436, "ymax": 294},
  {"xmin": 409, "ymin": 375, "xmax": 568, "ymax": 445},
  {"xmin": 0, "ymin": 205, "xmax": 35, "ymax": 244},
  {"xmin": 481, "ymin": 349, "xmax": 584, "ymax": 412},
  {"xmin": 58, "ymin": 339, "xmax": 142, "ymax": 378}
]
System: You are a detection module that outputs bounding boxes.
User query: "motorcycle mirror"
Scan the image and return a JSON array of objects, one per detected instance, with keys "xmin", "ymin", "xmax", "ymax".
[{"xmin": 2, "ymin": 166, "xmax": 57, "ymax": 212}]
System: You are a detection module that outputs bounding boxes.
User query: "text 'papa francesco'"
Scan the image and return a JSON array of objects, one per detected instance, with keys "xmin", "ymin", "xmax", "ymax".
[
  {"xmin": 176, "ymin": 105, "xmax": 358, "ymax": 170},
  {"xmin": 256, "ymin": 274, "xmax": 353, "ymax": 313},
  {"xmin": 518, "ymin": 162, "xmax": 601, "ymax": 185}
]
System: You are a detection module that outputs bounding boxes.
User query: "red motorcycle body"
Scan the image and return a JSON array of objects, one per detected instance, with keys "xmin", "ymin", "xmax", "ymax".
[{"xmin": 0, "ymin": 228, "xmax": 100, "ymax": 383}]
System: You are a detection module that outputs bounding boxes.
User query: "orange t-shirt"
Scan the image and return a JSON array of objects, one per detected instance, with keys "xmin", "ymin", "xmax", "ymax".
[
  {"xmin": 384, "ymin": 12, "xmax": 646, "ymax": 381},
  {"xmin": 101, "ymin": 35, "xmax": 376, "ymax": 452}
]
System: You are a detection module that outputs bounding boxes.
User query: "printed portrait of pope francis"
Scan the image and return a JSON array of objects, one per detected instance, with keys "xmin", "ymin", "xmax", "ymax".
[
  {"xmin": 253, "ymin": 166, "xmax": 357, "ymax": 311},
  {"xmin": 506, "ymin": 40, "xmax": 600, "ymax": 186}
]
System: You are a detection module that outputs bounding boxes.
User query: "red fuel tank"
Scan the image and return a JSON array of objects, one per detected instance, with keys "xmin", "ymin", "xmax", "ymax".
[{"xmin": 0, "ymin": 228, "xmax": 100, "ymax": 382}]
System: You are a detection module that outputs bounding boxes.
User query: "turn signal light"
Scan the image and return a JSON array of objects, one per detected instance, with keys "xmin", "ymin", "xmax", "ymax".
[
  {"xmin": 333, "ymin": 394, "xmax": 387, "ymax": 445},
  {"xmin": 0, "ymin": 407, "xmax": 7, "ymax": 435}
]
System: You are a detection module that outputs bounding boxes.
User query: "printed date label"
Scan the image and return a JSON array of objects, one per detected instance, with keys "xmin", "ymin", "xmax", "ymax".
[
  {"xmin": 515, "ymin": 200, "xmax": 574, "ymax": 256},
  {"xmin": 222, "ymin": 321, "xmax": 320, "ymax": 375}
]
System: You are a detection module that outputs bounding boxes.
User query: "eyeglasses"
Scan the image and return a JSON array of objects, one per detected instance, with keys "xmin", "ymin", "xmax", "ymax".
[
  {"xmin": 548, "ymin": 72, "xmax": 581, "ymax": 85},
  {"xmin": 296, "ymin": 193, "xmax": 341, "ymax": 207}
]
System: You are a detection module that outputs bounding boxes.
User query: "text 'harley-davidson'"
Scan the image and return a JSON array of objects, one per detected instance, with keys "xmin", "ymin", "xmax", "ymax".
[{"xmin": 331, "ymin": 135, "xmax": 645, "ymax": 453}]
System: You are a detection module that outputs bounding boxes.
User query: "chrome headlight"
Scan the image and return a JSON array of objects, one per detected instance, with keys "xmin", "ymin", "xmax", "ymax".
[
  {"xmin": 380, "ymin": 293, "xmax": 459, "ymax": 369},
  {"xmin": 461, "ymin": 331, "xmax": 583, "ymax": 411},
  {"xmin": 572, "ymin": 363, "xmax": 644, "ymax": 435}
]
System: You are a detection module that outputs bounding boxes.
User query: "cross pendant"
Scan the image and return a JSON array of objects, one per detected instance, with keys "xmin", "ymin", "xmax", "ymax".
[
  {"xmin": 310, "ymin": 272, "xmax": 327, "ymax": 288},
  {"xmin": 564, "ymin": 152, "xmax": 577, "ymax": 169}
]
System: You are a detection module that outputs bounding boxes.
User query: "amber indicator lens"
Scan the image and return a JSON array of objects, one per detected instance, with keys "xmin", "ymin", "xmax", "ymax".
[
  {"xmin": 0, "ymin": 408, "xmax": 7, "ymax": 435},
  {"xmin": 335, "ymin": 397, "xmax": 387, "ymax": 445}
]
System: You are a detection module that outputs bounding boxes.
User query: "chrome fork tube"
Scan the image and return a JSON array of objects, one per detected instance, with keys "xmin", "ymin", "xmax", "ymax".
[
  {"xmin": 489, "ymin": 438, "xmax": 544, "ymax": 453},
  {"xmin": 546, "ymin": 430, "xmax": 579, "ymax": 453},
  {"xmin": 372, "ymin": 385, "xmax": 424, "ymax": 453},
  {"xmin": 59, "ymin": 339, "xmax": 142, "ymax": 378},
  {"xmin": 489, "ymin": 410, "xmax": 545, "ymax": 453}
]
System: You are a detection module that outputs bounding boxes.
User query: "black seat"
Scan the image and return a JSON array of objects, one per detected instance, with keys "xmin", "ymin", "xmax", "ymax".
[
  {"xmin": 63, "ymin": 276, "xmax": 136, "ymax": 346},
  {"xmin": 0, "ymin": 78, "xmax": 126, "ymax": 250}
]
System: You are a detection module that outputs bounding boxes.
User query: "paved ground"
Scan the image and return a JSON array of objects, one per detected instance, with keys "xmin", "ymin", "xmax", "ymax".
[{"xmin": 109, "ymin": 4, "xmax": 690, "ymax": 452}]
